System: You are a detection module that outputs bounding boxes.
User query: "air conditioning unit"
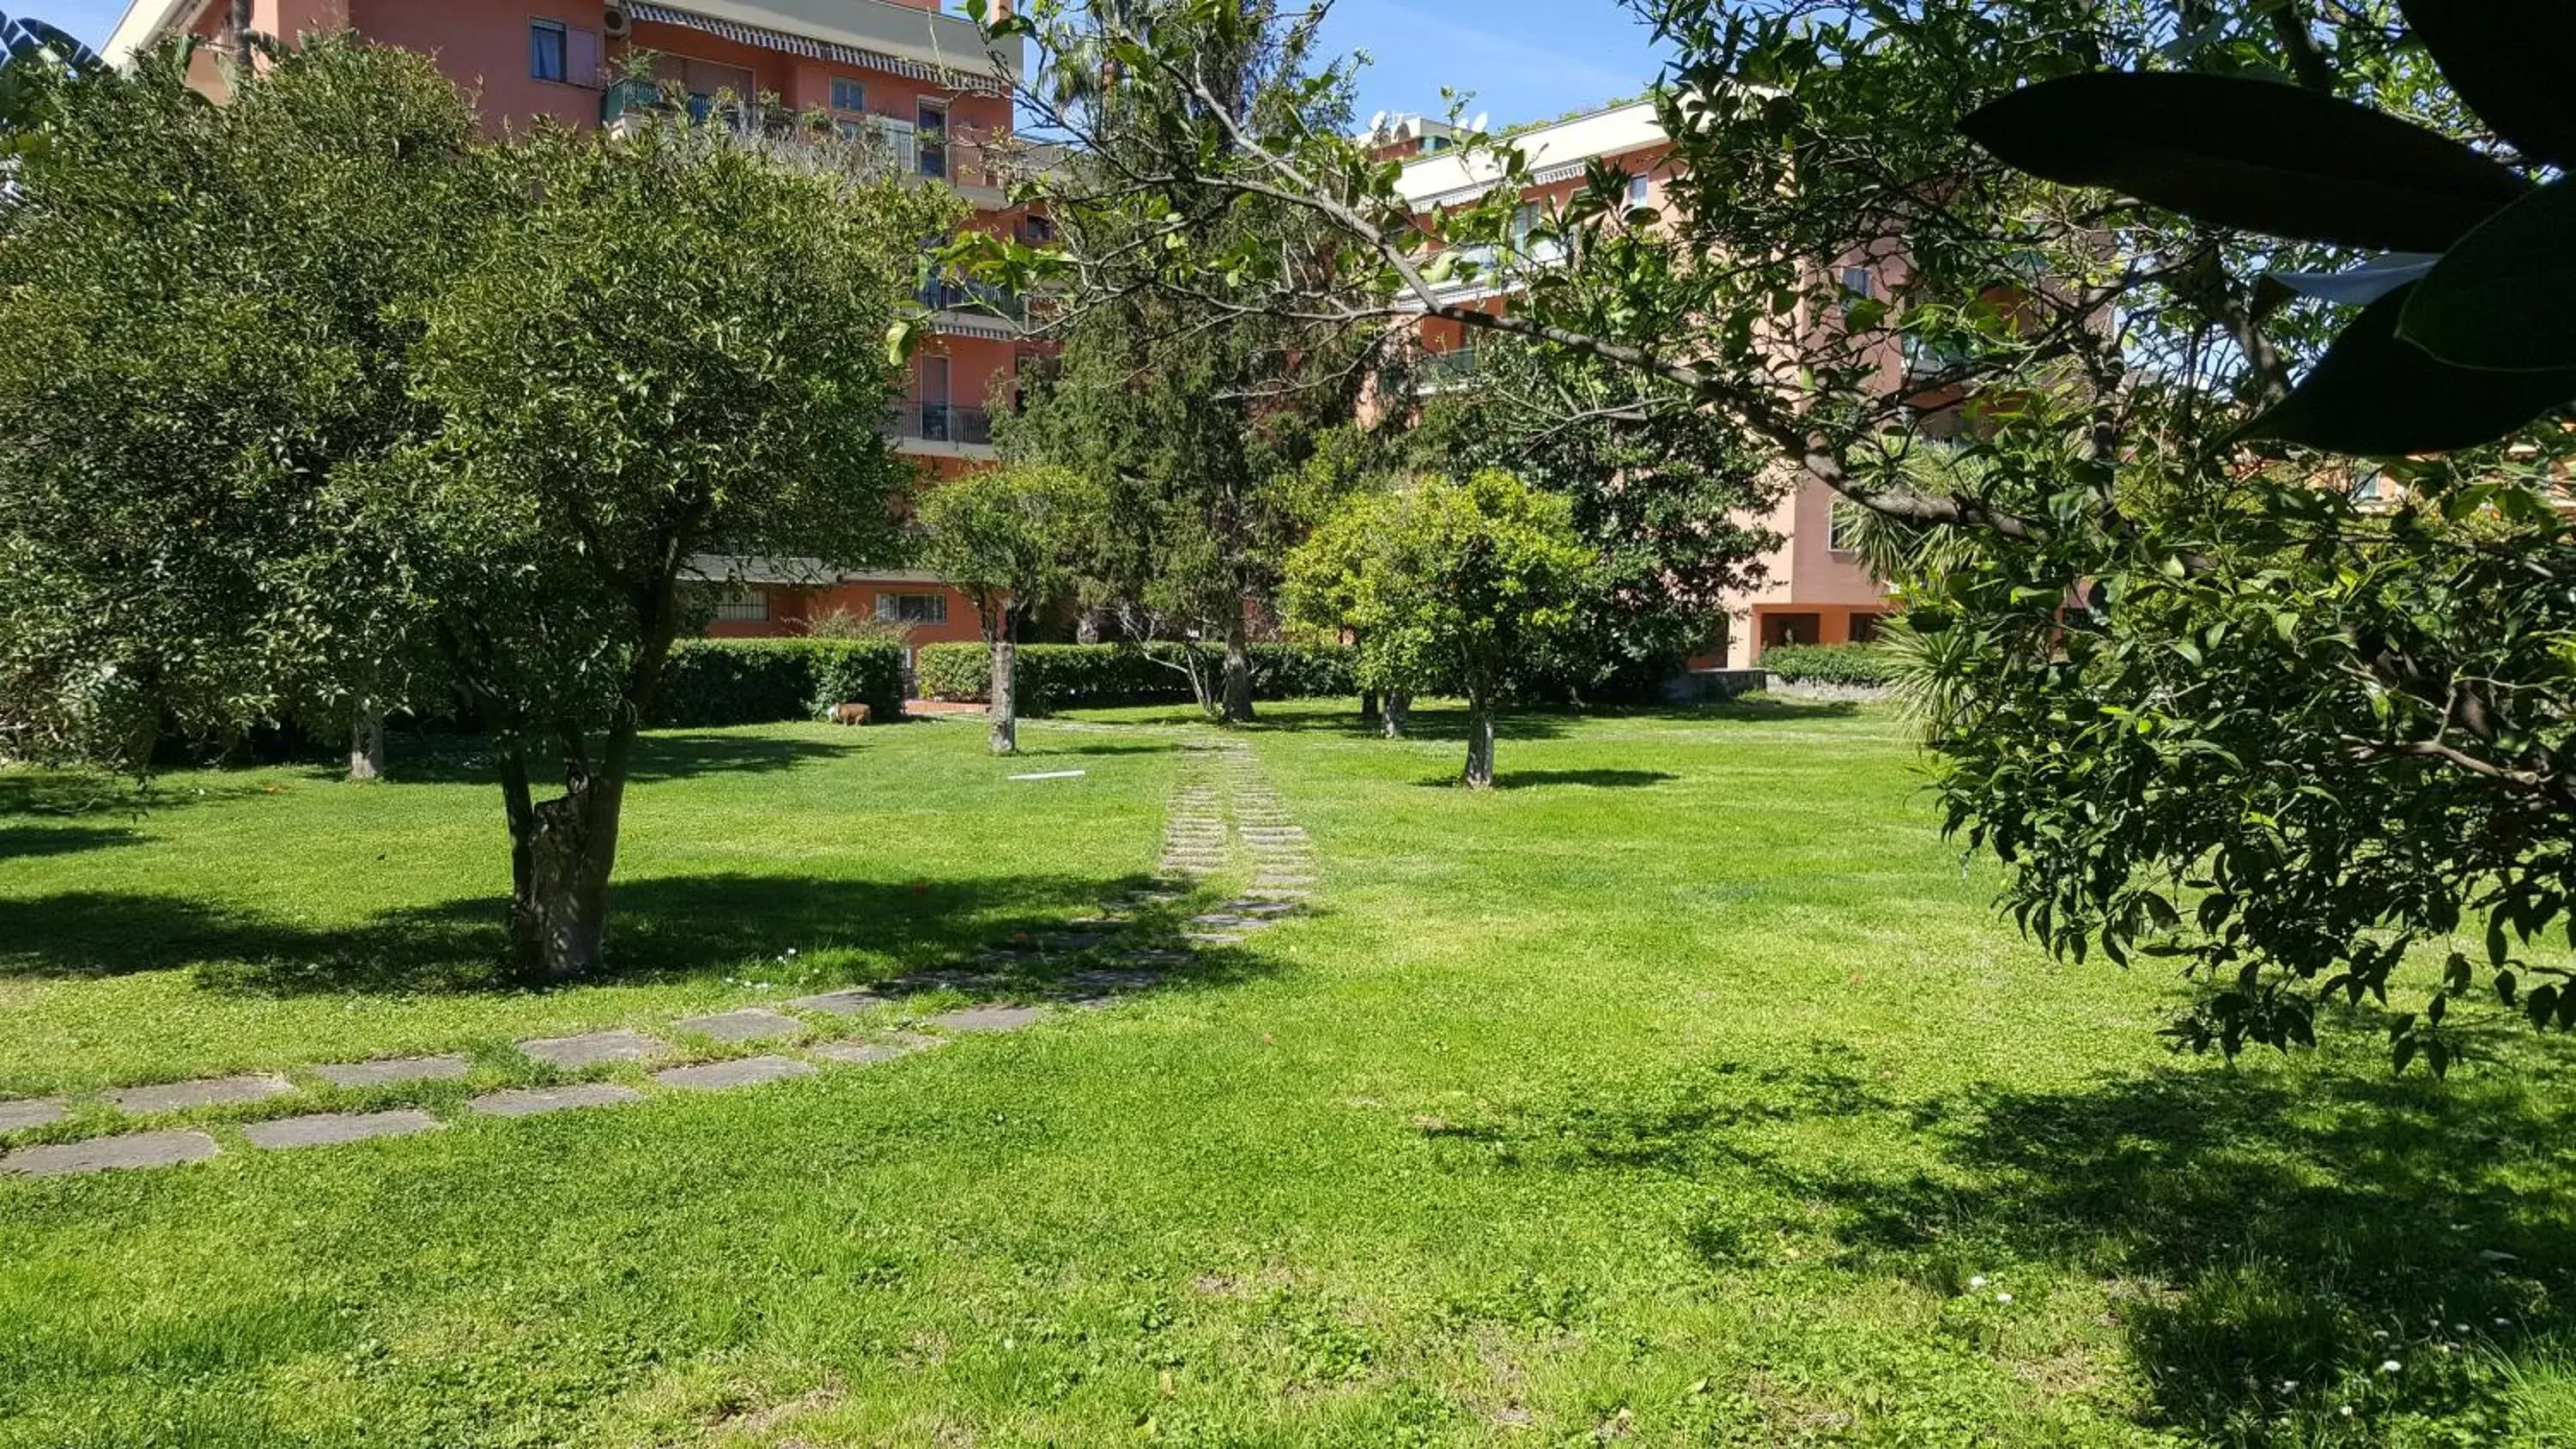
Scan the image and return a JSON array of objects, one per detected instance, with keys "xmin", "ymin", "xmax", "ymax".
[{"xmin": 604, "ymin": 3, "xmax": 632, "ymax": 39}]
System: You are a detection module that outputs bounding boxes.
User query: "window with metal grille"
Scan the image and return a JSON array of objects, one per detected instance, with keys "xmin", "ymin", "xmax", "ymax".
[
  {"xmin": 875, "ymin": 592, "xmax": 949, "ymax": 625},
  {"xmin": 712, "ymin": 587, "xmax": 769, "ymax": 622}
]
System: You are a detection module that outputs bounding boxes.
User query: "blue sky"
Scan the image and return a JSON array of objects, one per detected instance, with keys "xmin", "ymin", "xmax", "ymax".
[{"xmin": 21, "ymin": 0, "xmax": 1674, "ymax": 131}]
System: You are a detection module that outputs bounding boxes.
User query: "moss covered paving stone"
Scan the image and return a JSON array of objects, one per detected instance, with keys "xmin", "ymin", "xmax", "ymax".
[
  {"xmin": 309, "ymin": 1055, "xmax": 471, "ymax": 1088},
  {"xmin": 240, "ymin": 1110, "xmax": 440, "ymax": 1151},
  {"xmin": 0, "ymin": 1098, "xmax": 69, "ymax": 1133},
  {"xmin": 514, "ymin": 1029, "xmax": 667, "ymax": 1069},
  {"xmin": 671, "ymin": 1007, "xmax": 804, "ymax": 1043},
  {"xmin": 103, "ymin": 1074, "xmax": 295, "ymax": 1114},
  {"xmin": 651, "ymin": 1056, "xmax": 814, "ymax": 1091},
  {"xmin": 467, "ymin": 1083, "xmax": 645, "ymax": 1119},
  {"xmin": 1, "ymin": 1129, "xmax": 217, "ymax": 1177},
  {"xmin": 919, "ymin": 1003, "xmax": 1049, "ymax": 1034}
]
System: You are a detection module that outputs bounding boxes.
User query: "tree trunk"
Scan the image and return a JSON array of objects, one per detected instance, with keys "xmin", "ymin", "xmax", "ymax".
[
  {"xmin": 509, "ymin": 776, "xmax": 623, "ymax": 980},
  {"xmin": 988, "ymin": 631, "xmax": 1018, "ymax": 755},
  {"xmin": 1074, "ymin": 607, "xmax": 1103, "ymax": 646},
  {"xmin": 1360, "ymin": 688, "xmax": 1381, "ymax": 724},
  {"xmin": 1462, "ymin": 695, "xmax": 1495, "ymax": 788},
  {"xmin": 1382, "ymin": 689, "xmax": 1411, "ymax": 740},
  {"xmin": 1220, "ymin": 611, "xmax": 1255, "ymax": 724},
  {"xmin": 348, "ymin": 707, "xmax": 386, "ymax": 783}
]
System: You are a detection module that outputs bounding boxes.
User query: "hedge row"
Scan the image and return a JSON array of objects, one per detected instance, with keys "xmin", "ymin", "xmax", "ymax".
[
  {"xmin": 653, "ymin": 639, "xmax": 907, "ymax": 726},
  {"xmin": 915, "ymin": 642, "xmax": 1357, "ymax": 712},
  {"xmin": 1759, "ymin": 643, "xmax": 1899, "ymax": 688}
]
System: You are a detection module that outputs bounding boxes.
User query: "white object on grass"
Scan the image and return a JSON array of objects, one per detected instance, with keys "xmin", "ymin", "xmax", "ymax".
[{"xmin": 1009, "ymin": 769, "xmax": 1087, "ymax": 781}]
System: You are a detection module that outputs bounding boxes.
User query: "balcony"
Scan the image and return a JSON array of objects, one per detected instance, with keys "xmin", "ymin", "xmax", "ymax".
[
  {"xmin": 1415, "ymin": 347, "xmax": 1481, "ymax": 391},
  {"xmin": 917, "ymin": 276, "xmax": 1024, "ymax": 323},
  {"xmin": 885, "ymin": 402, "xmax": 993, "ymax": 452},
  {"xmin": 602, "ymin": 76, "xmax": 771, "ymax": 136}
]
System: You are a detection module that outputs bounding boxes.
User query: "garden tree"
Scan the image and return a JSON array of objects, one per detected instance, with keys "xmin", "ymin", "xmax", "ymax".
[
  {"xmin": 1283, "ymin": 470, "xmax": 1591, "ymax": 787},
  {"xmin": 0, "ymin": 39, "xmax": 948, "ymax": 978},
  {"xmin": 965, "ymin": 0, "xmax": 1372, "ymax": 725},
  {"xmin": 914, "ymin": 462, "xmax": 1106, "ymax": 754},
  {"xmin": 0, "ymin": 38, "xmax": 481, "ymax": 778},
  {"xmin": 959, "ymin": 0, "xmax": 2576, "ymax": 1064},
  {"xmin": 1392, "ymin": 340, "xmax": 1780, "ymax": 696},
  {"xmin": 398, "ymin": 114, "xmax": 948, "ymax": 978}
]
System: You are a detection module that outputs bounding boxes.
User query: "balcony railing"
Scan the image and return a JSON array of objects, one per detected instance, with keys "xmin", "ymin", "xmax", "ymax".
[
  {"xmin": 1416, "ymin": 347, "xmax": 1480, "ymax": 389},
  {"xmin": 917, "ymin": 276, "xmax": 1025, "ymax": 321},
  {"xmin": 602, "ymin": 76, "xmax": 771, "ymax": 136},
  {"xmin": 885, "ymin": 402, "xmax": 993, "ymax": 447}
]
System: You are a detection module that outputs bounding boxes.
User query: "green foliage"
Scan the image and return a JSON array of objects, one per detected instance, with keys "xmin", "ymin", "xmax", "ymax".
[
  {"xmin": 1759, "ymin": 644, "xmax": 1898, "ymax": 688},
  {"xmin": 912, "ymin": 463, "xmax": 1104, "ymax": 634},
  {"xmin": 1285, "ymin": 470, "xmax": 1590, "ymax": 781},
  {"xmin": 913, "ymin": 641, "xmax": 1354, "ymax": 711},
  {"xmin": 653, "ymin": 640, "xmax": 906, "ymax": 728},
  {"xmin": 1961, "ymin": 9, "xmax": 2576, "ymax": 454}
]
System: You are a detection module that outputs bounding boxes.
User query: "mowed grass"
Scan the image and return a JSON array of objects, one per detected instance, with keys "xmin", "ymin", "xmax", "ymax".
[{"xmin": 4, "ymin": 700, "xmax": 2574, "ymax": 1447}]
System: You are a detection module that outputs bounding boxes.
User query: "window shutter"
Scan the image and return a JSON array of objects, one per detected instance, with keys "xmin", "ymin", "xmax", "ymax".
[{"xmin": 566, "ymin": 26, "xmax": 602, "ymax": 88}]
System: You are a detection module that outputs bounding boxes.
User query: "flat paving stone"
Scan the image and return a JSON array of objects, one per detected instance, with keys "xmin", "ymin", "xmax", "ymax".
[
  {"xmin": 0, "ymin": 1098, "xmax": 70, "ymax": 1133},
  {"xmin": 1183, "ymin": 932, "xmax": 1246, "ymax": 946},
  {"xmin": 1119, "ymin": 949, "xmax": 1196, "ymax": 967},
  {"xmin": 1224, "ymin": 900, "xmax": 1301, "ymax": 916},
  {"xmin": 883, "ymin": 968, "xmax": 1009, "ymax": 995},
  {"xmin": 310, "ymin": 1055, "xmax": 471, "ymax": 1088},
  {"xmin": 1190, "ymin": 912, "xmax": 1274, "ymax": 929},
  {"xmin": 920, "ymin": 1003, "xmax": 1049, "ymax": 1034},
  {"xmin": 243, "ymin": 1110, "xmax": 440, "ymax": 1150},
  {"xmin": 469, "ymin": 1082, "xmax": 644, "ymax": 1118},
  {"xmin": 517, "ymin": 1029, "xmax": 667, "ymax": 1068},
  {"xmin": 106, "ymin": 1074, "xmax": 295, "ymax": 1114},
  {"xmin": 811, "ymin": 1034, "xmax": 940, "ymax": 1066},
  {"xmin": 672, "ymin": 1008, "xmax": 805, "ymax": 1043},
  {"xmin": 652, "ymin": 1055, "xmax": 815, "ymax": 1091},
  {"xmin": 788, "ymin": 987, "xmax": 891, "ymax": 1016},
  {"xmin": 3, "ymin": 1130, "xmax": 218, "ymax": 1177}
]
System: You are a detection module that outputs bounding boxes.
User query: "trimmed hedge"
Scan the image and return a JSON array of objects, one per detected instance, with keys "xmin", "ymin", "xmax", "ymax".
[
  {"xmin": 916, "ymin": 641, "xmax": 1357, "ymax": 712},
  {"xmin": 653, "ymin": 639, "xmax": 907, "ymax": 726},
  {"xmin": 1759, "ymin": 643, "xmax": 1899, "ymax": 688}
]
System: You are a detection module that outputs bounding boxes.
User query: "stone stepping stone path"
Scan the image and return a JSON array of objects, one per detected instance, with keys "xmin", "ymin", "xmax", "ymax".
[
  {"xmin": 516, "ymin": 1029, "xmax": 668, "ymax": 1069},
  {"xmin": 312, "ymin": 1056, "xmax": 471, "ymax": 1088},
  {"xmin": 106, "ymin": 1074, "xmax": 295, "ymax": 1114},
  {"xmin": 3, "ymin": 727, "xmax": 1322, "ymax": 1179},
  {"xmin": 653, "ymin": 1055, "xmax": 815, "ymax": 1091},
  {"xmin": 672, "ymin": 1008, "xmax": 804, "ymax": 1043},
  {"xmin": 244, "ymin": 1110, "xmax": 440, "ymax": 1151},
  {"xmin": 3, "ymin": 1130, "xmax": 218, "ymax": 1178},
  {"xmin": 0, "ymin": 1098, "xmax": 70, "ymax": 1133},
  {"xmin": 470, "ymin": 1082, "xmax": 646, "ymax": 1119}
]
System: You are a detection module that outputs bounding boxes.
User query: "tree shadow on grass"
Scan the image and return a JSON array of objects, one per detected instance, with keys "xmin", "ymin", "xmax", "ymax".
[
  {"xmin": 0, "ymin": 870, "xmax": 1158, "ymax": 997},
  {"xmin": 0, "ymin": 824, "xmax": 143, "ymax": 859},
  {"xmin": 1410, "ymin": 768, "xmax": 1680, "ymax": 791},
  {"xmin": 1421, "ymin": 1043, "xmax": 2576, "ymax": 1440},
  {"xmin": 363, "ymin": 730, "xmax": 857, "ymax": 789}
]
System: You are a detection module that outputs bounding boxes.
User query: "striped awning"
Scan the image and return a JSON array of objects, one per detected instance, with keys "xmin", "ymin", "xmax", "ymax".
[{"xmin": 626, "ymin": 3, "xmax": 1007, "ymax": 95}]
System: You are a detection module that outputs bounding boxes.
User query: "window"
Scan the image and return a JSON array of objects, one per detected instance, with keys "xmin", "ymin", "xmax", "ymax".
[
  {"xmin": 1019, "ymin": 214, "xmax": 1054, "ymax": 245},
  {"xmin": 830, "ymin": 77, "xmax": 866, "ymax": 112},
  {"xmin": 917, "ymin": 102, "xmax": 948, "ymax": 179},
  {"xmin": 712, "ymin": 587, "xmax": 769, "ymax": 622},
  {"xmin": 529, "ymin": 19, "xmax": 567, "ymax": 82},
  {"xmin": 1840, "ymin": 264, "xmax": 1873, "ymax": 299},
  {"xmin": 1827, "ymin": 499, "xmax": 1866, "ymax": 553},
  {"xmin": 1626, "ymin": 172, "xmax": 1651, "ymax": 207},
  {"xmin": 876, "ymin": 591, "xmax": 950, "ymax": 626},
  {"xmin": 1849, "ymin": 612, "xmax": 1886, "ymax": 644}
]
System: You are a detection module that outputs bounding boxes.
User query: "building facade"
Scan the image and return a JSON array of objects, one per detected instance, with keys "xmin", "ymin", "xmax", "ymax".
[
  {"xmin": 104, "ymin": 0, "xmax": 1038, "ymax": 658},
  {"xmin": 1378, "ymin": 102, "xmax": 1900, "ymax": 670}
]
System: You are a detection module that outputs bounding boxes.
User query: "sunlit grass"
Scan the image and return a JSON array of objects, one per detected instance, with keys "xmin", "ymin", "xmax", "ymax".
[{"xmin": 3, "ymin": 700, "xmax": 2572, "ymax": 1446}]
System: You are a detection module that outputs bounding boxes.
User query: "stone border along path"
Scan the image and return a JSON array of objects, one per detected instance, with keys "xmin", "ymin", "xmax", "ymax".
[{"xmin": 0, "ymin": 727, "xmax": 1315, "ymax": 1181}]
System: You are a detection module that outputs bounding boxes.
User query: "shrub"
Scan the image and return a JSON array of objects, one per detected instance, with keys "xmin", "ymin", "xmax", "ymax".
[
  {"xmin": 914, "ymin": 642, "xmax": 1356, "ymax": 712},
  {"xmin": 1760, "ymin": 642, "xmax": 1897, "ymax": 688},
  {"xmin": 653, "ymin": 639, "xmax": 905, "ymax": 726}
]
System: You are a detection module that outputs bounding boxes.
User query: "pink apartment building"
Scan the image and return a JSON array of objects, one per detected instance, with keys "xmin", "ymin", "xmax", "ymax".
[
  {"xmin": 104, "ymin": 0, "xmax": 1045, "ymax": 657},
  {"xmin": 1377, "ymin": 103, "xmax": 1900, "ymax": 669}
]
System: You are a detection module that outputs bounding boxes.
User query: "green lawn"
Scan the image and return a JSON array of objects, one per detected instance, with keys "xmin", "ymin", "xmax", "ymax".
[{"xmin": 3, "ymin": 701, "xmax": 2573, "ymax": 1446}]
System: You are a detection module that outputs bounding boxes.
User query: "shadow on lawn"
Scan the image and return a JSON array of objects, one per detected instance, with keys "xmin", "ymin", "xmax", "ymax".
[
  {"xmin": 0, "ymin": 870, "xmax": 1153, "ymax": 997},
  {"xmin": 0, "ymin": 823, "xmax": 143, "ymax": 859},
  {"xmin": 1411, "ymin": 768, "xmax": 1680, "ymax": 791},
  {"xmin": 367, "ymin": 730, "xmax": 856, "ymax": 788},
  {"xmin": 1426, "ymin": 1046, "xmax": 2576, "ymax": 1440}
]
